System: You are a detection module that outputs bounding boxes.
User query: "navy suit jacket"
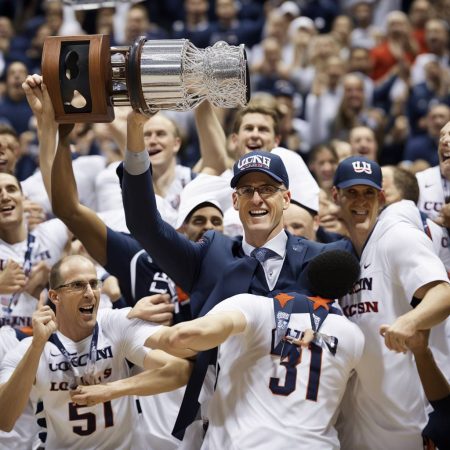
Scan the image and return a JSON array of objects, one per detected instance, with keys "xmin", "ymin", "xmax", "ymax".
[{"xmin": 121, "ymin": 166, "xmax": 353, "ymax": 317}]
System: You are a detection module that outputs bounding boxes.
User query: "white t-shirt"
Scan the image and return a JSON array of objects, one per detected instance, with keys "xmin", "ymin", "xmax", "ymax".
[
  {"xmin": 22, "ymin": 155, "xmax": 106, "ymax": 215},
  {"xmin": 94, "ymin": 161, "xmax": 123, "ymax": 213},
  {"xmin": 416, "ymin": 165, "xmax": 445, "ymax": 220},
  {"xmin": 202, "ymin": 294, "xmax": 364, "ymax": 450},
  {"xmin": 0, "ymin": 219, "xmax": 68, "ymax": 331},
  {"xmin": 164, "ymin": 165, "xmax": 194, "ymax": 211},
  {"xmin": 0, "ymin": 308, "xmax": 160, "ymax": 450},
  {"xmin": 337, "ymin": 200, "xmax": 449, "ymax": 450}
]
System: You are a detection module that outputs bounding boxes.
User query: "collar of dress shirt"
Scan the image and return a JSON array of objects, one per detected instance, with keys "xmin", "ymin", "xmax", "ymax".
[{"xmin": 242, "ymin": 229, "xmax": 287, "ymax": 259}]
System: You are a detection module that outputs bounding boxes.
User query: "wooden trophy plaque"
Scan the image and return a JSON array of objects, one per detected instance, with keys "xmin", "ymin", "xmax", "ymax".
[{"xmin": 42, "ymin": 34, "xmax": 114, "ymax": 123}]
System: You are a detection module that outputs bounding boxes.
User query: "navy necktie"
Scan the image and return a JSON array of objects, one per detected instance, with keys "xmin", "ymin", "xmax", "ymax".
[{"xmin": 251, "ymin": 247, "xmax": 278, "ymax": 264}]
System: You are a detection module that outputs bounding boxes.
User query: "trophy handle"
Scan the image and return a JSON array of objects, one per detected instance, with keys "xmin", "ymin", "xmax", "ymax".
[{"xmin": 42, "ymin": 34, "xmax": 114, "ymax": 123}]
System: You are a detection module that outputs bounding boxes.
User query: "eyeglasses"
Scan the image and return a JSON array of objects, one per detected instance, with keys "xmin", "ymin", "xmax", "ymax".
[
  {"xmin": 235, "ymin": 185, "xmax": 285, "ymax": 198},
  {"xmin": 54, "ymin": 279, "xmax": 102, "ymax": 292}
]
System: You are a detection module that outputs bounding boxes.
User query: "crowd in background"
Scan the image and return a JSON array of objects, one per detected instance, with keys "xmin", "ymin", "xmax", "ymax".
[
  {"xmin": 0, "ymin": 0, "xmax": 450, "ymax": 177},
  {"xmin": 0, "ymin": 1, "xmax": 449, "ymax": 448}
]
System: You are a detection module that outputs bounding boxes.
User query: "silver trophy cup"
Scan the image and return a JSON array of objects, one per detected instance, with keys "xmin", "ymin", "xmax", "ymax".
[{"xmin": 42, "ymin": 34, "xmax": 250, "ymax": 123}]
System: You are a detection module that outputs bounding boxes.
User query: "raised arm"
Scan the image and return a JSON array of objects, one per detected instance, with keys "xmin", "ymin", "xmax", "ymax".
[
  {"xmin": 0, "ymin": 306, "xmax": 57, "ymax": 431},
  {"xmin": 70, "ymin": 350, "xmax": 192, "ymax": 407},
  {"xmin": 22, "ymin": 75, "xmax": 58, "ymax": 203},
  {"xmin": 51, "ymin": 121, "xmax": 108, "ymax": 265},
  {"xmin": 194, "ymin": 100, "xmax": 229, "ymax": 174},
  {"xmin": 122, "ymin": 111, "xmax": 204, "ymax": 292}
]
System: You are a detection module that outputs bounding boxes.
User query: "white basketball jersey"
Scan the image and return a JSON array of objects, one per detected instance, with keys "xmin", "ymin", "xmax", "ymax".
[
  {"xmin": 0, "ymin": 309, "xmax": 160, "ymax": 450},
  {"xmin": 202, "ymin": 294, "xmax": 364, "ymax": 450},
  {"xmin": 0, "ymin": 219, "xmax": 67, "ymax": 331},
  {"xmin": 338, "ymin": 201, "xmax": 448, "ymax": 450},
  {"xmin": 416, "ymin": 165, "xmax": 445, "ymax": 220}
]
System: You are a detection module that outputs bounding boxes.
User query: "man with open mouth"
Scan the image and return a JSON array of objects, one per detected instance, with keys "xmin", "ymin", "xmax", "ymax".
[
  {"xmin": 332, "ymin": 155, "xmax": 450, "ymax": 449},
  {"xmin": 0, "ymin": 254, "xmax": 191, "ymax": 449}
]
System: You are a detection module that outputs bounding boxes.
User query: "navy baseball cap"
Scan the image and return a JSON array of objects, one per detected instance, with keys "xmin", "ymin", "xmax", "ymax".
[
  {"xmin": 333, "ymin": 156, "xmax": 382, "ymax": 190},
  {"xmin": 230, "ymin": 151, "xmax": 289, "ymax": 188}
]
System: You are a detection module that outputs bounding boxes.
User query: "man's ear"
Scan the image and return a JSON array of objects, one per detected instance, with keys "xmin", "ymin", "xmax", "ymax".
[
  {"xmin": 379, "ymin": 190, "xmax": 386, "ymax": 207},
  {"xmin": 48, "ymin": 289, "xmax": 59, "ymax": 306},
  {"xmin": 232, "ymin": 191, "xmax": 239, "ymax": 211},
  {"xmin": 282, "ymin": 190, "xmax": 291, "ymax": 210},
  {"xmin": 331, "ymin": 186, "xmax": 339, "ymax": 204},
  {"xmin": 274, "ymin": 134, "xmax": 281, "ymax": 147}
]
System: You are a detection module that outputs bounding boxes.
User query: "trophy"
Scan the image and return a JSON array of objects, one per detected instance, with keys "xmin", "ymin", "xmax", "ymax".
[{"xmin": 41, "ymin": 34, "xmax": 250, "ymax": 123}]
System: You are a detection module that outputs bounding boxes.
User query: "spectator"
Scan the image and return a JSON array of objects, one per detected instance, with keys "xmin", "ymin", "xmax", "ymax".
[
  {"xmin": 349, "ymin": 0, "xmax": 381, "ymax": 49},
  {"xmin": 308, "ymin": 144, "xmax": 339, "ymax": 194},
  {"xmin": 408, "ymin": 0, "xmax": 433, "ymax": 53},
  {"xmin": 404, "ymin": 103, "xmax": 450, "ymax": 166},
  {"xmin": 370, "ymin": 10, "xmax": 418, "ymax": 82},
  {"xmin": 251, "ymin": 37, "xmax": 292, "ymax": 93},
  {"xmin": 0, "ymin": 62, "xmax": 31, "ymax": 135},
  {"xmin": 411, "ymin": 18, "xmax": 450, "ymax": 86},
  {"xmin": 172, "ymin": 0, "xmax": 213, "ymax": 49},
  {"xmin": 209, "ymin": 0, "xmax": 263, "ymax": 48},
  {"xmin": 120, "ymin": 4, "xmax": 168, "ymax": 45},
  {"xmin": 408, "ymin": 58, "xmax": 450, "ymax": 135},
  {"xmin": 349, "ymin": 125, "xmax": 379, "ymax": 161}
]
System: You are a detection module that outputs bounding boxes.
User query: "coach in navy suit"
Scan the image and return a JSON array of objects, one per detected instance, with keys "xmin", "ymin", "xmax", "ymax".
[{"xmin": 121, "ymin": 111, "xmax": 353, "ymax": 438}]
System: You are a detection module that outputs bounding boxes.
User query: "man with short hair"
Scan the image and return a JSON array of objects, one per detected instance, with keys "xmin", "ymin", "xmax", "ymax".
[
  {"xmin": 0, "ymin": 172, "xmax": 69, "ymax": 334},
  {"xmin": 349, "ymin": 125, "xmax": 378, "ymax": 162},
  {"xmin": 230, "ymin": 104, "xmax": 281, "ymax": 157},
  {"xmin": 416, "ymin": 119, "xmax": 450, "ymax": 222},
  {"xmin": 283, "ymin": 201, "xmax": 318, "ymax": 241},
  {"xmin": 332, "ymin": 156, "xmax": 450, "ymax": 449},
  {"xmin": 0, "ymin": 255, "xmax": 191, "ymax": 448},
  {"xmin": 404, "ymin": 103, "xmax": 450, "ymax": 166},
  {"xmin": 0, "ymin": 125, "xmax": 19, "ymax": 175}
]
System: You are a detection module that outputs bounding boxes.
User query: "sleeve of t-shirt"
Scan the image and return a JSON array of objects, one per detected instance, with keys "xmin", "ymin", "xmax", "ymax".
[
  {"xmin": 0, "ymin": 338, "xmax": 32, "ymax": 383},
  {"xmin": 207, "ymin": 294, "xmax": 269, "ymax": 342},
  {"xmin": 102, "ymin": 308, "xmax": 161, "ymax": 367},
  {"xmin": 34, "ymin": 218, "xmax": 69, "ymax": 258},
  {"xmin": 383, "ymin": 224, "xmax": 449, "ymax": 303}
]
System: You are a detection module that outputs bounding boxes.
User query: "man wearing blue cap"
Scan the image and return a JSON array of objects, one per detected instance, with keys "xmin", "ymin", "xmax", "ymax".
[
  {"xmin": 121, "ymin": 110, "xmax": 352, "ymax": 439},
  {"xmin": 332, "ymin": 156, "xmax": 450, "ymax": 450}
]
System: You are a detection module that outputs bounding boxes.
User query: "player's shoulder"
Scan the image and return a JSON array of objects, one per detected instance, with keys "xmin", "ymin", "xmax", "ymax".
[
  {"xmin": 416, "ymin": 165, "xmax": 439, "ymax": 183},
  {"xmin": 97, "ymin": 308, "xmax": 131, "ymax": 331},
  {"xmin": 323, "ymin": 314, "xmax": 365, "ymax": 354}
]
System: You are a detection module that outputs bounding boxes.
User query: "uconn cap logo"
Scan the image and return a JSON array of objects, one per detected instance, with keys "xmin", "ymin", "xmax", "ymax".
[
  {"xmin": 237, "ymin": 154, "xmax": 272, "ymax": 171},
  {"xmin": 333, "ymin": 156, "xmax": 382, "ymax": 190},
  {"xmin": 230, "ymin": 150, "xmax": 289, "ymax": 188},
  {"xmin": 352, "ymin": 161, "xmax": 372, "ymax": 174}
]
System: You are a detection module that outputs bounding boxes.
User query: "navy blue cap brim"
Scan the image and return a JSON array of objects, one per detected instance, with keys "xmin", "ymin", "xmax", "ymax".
[
  {"xmin": 230, "ymin": 168, "xmax": 285, "ymax": 188},
  {"xmin": 336, "ymin": 179, "xmax": 382, "ymax": 190}
]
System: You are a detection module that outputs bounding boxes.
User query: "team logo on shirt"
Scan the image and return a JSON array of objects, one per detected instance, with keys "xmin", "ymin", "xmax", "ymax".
[
  {"xmin": 352, "ymin": 161, "xmax": 372, "ymax": 174},
  {"xmin": 351, "ymin": 277, "xmax": 373, "ymax": 293},
  {"xmin": 342, "ymin": 301, "xmax": 379, "ymax": 318},
  {"xmin": 48, "ymin": 346, "xmax": 113, "ymax": 372}
]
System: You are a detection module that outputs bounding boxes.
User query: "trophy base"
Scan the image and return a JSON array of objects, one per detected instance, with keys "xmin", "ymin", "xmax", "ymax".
[{"xmin": 42, "ymin": 34, "xmax": 114, "ymax": 123}]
